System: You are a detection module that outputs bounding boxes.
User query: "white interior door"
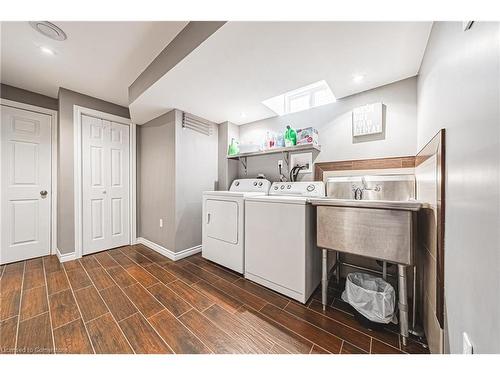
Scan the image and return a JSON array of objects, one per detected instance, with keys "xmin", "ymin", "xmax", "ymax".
[
  {"xmin": 1, "ymin": 105, "xmax": 52, "ymax": 264},
  {"xmin": 82, "ymin": 114, "xmax": 129, "ymax": 255}
]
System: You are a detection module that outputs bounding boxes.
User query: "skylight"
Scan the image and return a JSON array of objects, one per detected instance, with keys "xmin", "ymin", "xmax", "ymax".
[{"xmin": 262, "ymin": 80, "xmax": 336, "ymax": 116}]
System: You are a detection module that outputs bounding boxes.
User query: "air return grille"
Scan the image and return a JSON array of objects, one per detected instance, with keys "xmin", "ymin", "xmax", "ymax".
[{"xmin": 182, "ymin": 112, "xmax": 214, "ymax": 136}]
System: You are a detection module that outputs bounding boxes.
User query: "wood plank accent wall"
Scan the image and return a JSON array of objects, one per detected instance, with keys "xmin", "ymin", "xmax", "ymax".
[
  {"xmin": 415, "ymin": 129, "xmax": 446, "ymax": 329},
  {"xmin": 314, "ymin": 156, "xmax": 416, "ymax": 181}
]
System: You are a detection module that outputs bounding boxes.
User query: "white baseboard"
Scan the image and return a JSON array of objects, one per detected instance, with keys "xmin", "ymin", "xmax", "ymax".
[
  {"xmin": 56, "ymin": 248, "xmax": 77, "ymax": 263},
  {"xmin": 136, "ymin": 237, "xmax": 201, "ymax": 261}
]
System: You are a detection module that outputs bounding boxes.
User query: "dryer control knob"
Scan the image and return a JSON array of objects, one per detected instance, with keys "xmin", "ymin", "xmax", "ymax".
[
  {"xmin": 280, "ymin": 185, "xmax": 285, "ymax": 189},
  {"xmin": 253, "ymin": 182, "xmax": 258, "ymax": 186},
  {"xmin": 306, "ymin": 184, "xmax": 315, "ymax": 192},
  {"xmin": 274, "ymin": 186, "xmax": 278, "ymax": 190},
  {"xmin": 287, "ymin": 185, "xmax": 291, "ymax": 189},
  {"xmin": 235, "ymin": 181, "xmax": 240, "ymax": 186},
  {"xmin": 258, "ymin": 182, "xmax": 263, "ymax": 186}
]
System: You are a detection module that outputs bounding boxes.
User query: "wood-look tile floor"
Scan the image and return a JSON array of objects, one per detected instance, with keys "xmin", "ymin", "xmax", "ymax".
[{"xmin": 0, "ymin": 244, "xmax": 429, "ymax": 354}]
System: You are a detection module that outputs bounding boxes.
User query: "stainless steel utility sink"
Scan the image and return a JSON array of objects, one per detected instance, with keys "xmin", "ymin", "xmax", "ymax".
[
  {"xmin": 311, "ymin": 174, "xmax": 425, "ymax": 346},
  {"xmin": 310, "ymin": 198, "xmax": 424, "ymax": 265}
]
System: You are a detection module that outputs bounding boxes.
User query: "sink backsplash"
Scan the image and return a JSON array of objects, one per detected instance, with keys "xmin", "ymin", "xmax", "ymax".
[{"xmin": 326, "ymin": 174, "xmax": 415, "ymax": 201}]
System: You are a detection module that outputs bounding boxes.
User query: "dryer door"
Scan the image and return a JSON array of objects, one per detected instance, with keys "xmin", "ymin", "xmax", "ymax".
[{"xmin": 205, "ymin": 199, "xmax": 238, "ymax": 244}]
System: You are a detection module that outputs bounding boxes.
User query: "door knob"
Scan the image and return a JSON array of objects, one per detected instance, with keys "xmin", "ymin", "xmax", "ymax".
[{"xmin": 40, "ymin": 190, "xmax": 48, "ymax": 198}]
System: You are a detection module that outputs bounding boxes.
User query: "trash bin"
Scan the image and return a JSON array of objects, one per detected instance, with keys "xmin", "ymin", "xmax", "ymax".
[{"xmin": 341, "ymin": 272, "xmax": 397, "ymax": 324}]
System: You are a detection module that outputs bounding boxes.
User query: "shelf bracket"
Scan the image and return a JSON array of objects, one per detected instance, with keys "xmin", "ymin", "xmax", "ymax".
[
  {"xmin": 238, "ymin": 156, "xmax": 248, "ymax": 175},
  {"xmin": 281, "ymin": 151, "xmax": 290, "ymax": 169}
]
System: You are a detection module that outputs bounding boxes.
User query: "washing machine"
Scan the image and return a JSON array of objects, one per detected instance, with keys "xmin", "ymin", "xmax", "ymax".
[
  {"xmin": 202, "ymin": 178, "xmax": 271, "ymax": 273},
  {"xmin": 244, "ymin": 181, "xmax": 325, "ymax": 303}
]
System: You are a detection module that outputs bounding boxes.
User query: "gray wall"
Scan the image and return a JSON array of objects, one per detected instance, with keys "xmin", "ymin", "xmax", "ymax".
[
  {"xmin": 137, "ymin": 111, "xmax": 176, "ymax": 250},
  {"xmin": 417, "ymin": 22, "xmax": 500, "ymax": 353},
  {"xmin": 236, "ymin": 77, "xmax": 418, "ymax": 181},
  {"xmin": 137, "ymin": 109, "xmax": 218, "ymax": 253},
  {"xmin": 57, "ymin": 88, "xmax": 130, "ymax": 254},
  {"xmin": 175, "ymin": 111, "xmax": 218, "ymax": 251},
  {"xmin": 217, "ymin": 121, "xmax": 239, "ymax": 190},
  {"xmin": 1, "ymin": 83, "xmax": 58, "ymax": 110}
]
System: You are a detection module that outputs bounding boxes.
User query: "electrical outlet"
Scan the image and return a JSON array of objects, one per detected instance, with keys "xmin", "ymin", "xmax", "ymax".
[
  {"xmin": 159, "ymin": 219, "xmax": 163, "ymax": 228},
  {"xmin": 463, "ymin": 332, "xmax": 473, "ymax": 354}
]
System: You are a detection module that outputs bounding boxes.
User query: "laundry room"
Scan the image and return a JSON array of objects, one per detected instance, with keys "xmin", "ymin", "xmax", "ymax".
[{"xmin": 1, "ymin": 6, "xmax": 500, "ymax": 368}]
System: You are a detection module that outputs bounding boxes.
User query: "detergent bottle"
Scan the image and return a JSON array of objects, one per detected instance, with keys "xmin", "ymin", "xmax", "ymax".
[
  {"xmin": 227, "ymin": 138, "xmax": 239, "ymax": 156},
  {"xmin": 284, "ymin": 125, "xmax": 297, "ymax": 147}
]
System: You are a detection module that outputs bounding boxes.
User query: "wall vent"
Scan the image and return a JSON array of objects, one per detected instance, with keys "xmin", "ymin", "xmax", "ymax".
[{"xmin": 182, "ymin": 112, "xmax": 214, "ymax": 136}]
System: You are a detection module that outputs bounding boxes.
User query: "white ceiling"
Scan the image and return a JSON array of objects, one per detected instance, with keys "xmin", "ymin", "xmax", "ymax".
[
  {"xmin": 1, "ymin": 21, "xmax": 187, "ymax": 106},
  {"xmin": 130, "ymin": 22, "xmax": 432, "ymax": 125}
]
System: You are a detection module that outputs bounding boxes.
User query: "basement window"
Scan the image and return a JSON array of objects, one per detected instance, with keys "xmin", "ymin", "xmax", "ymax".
[{"xmin": 262, "ymin": 80, "xmax": 336, "ymax": 116}]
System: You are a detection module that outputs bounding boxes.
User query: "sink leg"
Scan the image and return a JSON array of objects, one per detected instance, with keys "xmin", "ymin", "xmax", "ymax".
[
  {"xmin": 398, "ymin": 264, "xmax": 409, "ymax": 346},
  {"xmin": 322, "ymin": 249, "xmax": 328, "ymax": 311},
  {"xmin": 335, "ymin": 251, "xmax": 340, "ymax": 285}
]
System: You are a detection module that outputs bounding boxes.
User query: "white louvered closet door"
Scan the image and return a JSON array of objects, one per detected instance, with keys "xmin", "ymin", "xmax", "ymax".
[{"xmin": 82, "ymin": 115, "xmax": 129, "ymax": 255}]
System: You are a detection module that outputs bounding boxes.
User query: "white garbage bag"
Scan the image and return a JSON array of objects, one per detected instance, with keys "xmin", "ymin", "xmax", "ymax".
[{"xmin": 341, "ymin": 272, "xmax": 396, "ymax": 324}]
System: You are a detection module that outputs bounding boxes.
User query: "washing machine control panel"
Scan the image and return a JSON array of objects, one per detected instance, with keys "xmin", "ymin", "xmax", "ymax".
[
  {"xmin": 269, "ymin": 182, "xmax": 325, "ymax": 197},
  {"xmin": 229, "ymin": 179, "xmax": 271, "ymax": 193}
]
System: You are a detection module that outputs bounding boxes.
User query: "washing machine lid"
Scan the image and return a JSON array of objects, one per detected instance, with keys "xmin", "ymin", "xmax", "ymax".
[
  {"xmin": 244, "ymin": 195, "xmax": 310, "ymax": 205},
  {"xmin": 203, "ymin": 191, "xmax": 267, "ymax": 198}
]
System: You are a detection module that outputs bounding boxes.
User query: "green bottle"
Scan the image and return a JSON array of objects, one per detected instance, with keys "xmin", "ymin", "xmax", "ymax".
[
  {"xmin": 284, "ymin": 125, "xmax": 297, "ymax": 147},
  {"xmin": 227, "ymin": 138, "xmax": 239, "ymax": 156}
]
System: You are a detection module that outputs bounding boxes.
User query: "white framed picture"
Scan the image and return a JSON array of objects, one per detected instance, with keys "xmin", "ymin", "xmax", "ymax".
[{"xmin": 352, "ymin": 102, "xmax": 383, "ymax": 137}]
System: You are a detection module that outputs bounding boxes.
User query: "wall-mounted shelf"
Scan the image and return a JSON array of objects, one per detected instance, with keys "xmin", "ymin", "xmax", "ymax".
[{"xmin": 227, "ymin": 144, "xmax": 321, "ymax": 159}]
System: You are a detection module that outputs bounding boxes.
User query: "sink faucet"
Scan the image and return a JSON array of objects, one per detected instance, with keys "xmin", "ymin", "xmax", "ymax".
[
  {"xmin": 353, "ymin": 187, "xmax": 363, "ymax": 200},
  {"xmin": 352, "ymin": 177, "xmax": 382, "ymax": 200}
]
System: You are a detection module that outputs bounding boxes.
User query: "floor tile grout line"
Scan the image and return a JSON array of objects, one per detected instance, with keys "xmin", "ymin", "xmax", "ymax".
[
  {"xmin": 238, "ymin": 303, "xmax": 315, "ymax": 355},
  {"xmin": 186, "ymin": 256, "xmax": 290, "ymax": 310},
  {"xmin": 13, "ymin": 261, "xmax": 26, "ymax": 354},
  {"xmin": 93, "ymin": 250, "xmax": 179, "ymax": 353},
  {"xmin": 197, "ymin": 304, "xmax": 274, "ymax": 354},
  {"xmin": 117, "ymin": 311, "xmax": 141, "ymax": 324},
  {"xmin": 51, "ymin": 316, "xmax": 82, "ymax": 331},
  {"xmin": 282, "ymin": 301, "xmax": 370, "ymax": 353},
  {"xmin": 227, "ymin": 303, "xmax": 313, "ymax": 354},
  {"xmin": 128, "ymin": 249, "xmax": 218, "ymax": 354},
  {"xmin": 42, "ymin": 257, "xmax": 60, "ymax": 354},
  {"xmin": 258, "ymin": 303, "xmax": 339, "ymax": 354},
  {"xmin": 339, "ymin": 341, "xmax": 344, "ymax": 354},
  {"xmin": 78, "ymin": 257, "xmax": 137, "ymax": 354},
  {"xmin": 208, "ymin": 302, "xmax": 283, "ymax": 353},
  {"xmin": 60, "ymin": 260, "xmax": 96, "ymax": 354},
  {"xmin": 18, "ymin": 307, "xmax": 51, "ymax": 324},
  {"xmin": 323, "ymin": 300, "xmax": 407, "ymax": 353},
  {"xmin": 183, "ymin": 257, "xmax": 241, "ymax": 282},
  {"xmin": 177, "ymin": 260, "xmax": 224, "ymax": 284},
  {"xmin": 173, "ymin": 307, "xmax": 194, "ymax": 320},
  {"xmin": 306, "ymin": 298, "xmax": 402, "ymax": 350},
  {"xmin": 210, "ymin": 276, "xmax": 272, "ymax": 311},
  {"xmin": 369, "ymin": 337, "xmax": 373, "ymax": 354},
  {"xmin": 148, "ymin": 280, "xmax": 217, "ymax": 354},
  {"xmin": 188, "ymin": 280, "xmax": 246, "ymax": 315},
  {"xmin": 184, "ymin": 254, "xmax": 240, "ymax": 278}
]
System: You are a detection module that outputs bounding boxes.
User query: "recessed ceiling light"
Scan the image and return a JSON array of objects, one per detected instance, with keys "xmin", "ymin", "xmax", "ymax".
[
  {"xmin": 353, "ymin": 74, "xmax": 365, "ymax": 83},
  {"xmin": 40, "ymin": 46, "xmax": 55, "ymax": 55},
  {"xmin": 29, "ymin": 21, "xmax": 67, "ymax": 41}
]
